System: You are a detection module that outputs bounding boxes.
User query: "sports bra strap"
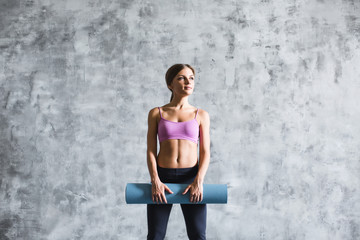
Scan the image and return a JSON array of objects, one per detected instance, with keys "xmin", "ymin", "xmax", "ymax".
[
  {"xmin": 158, "ymin": 107, "xmax": 163, "ymax": 118},
  {"xmin": 195, "ymin": 108, "xmax": 199, "ymax": 118}
]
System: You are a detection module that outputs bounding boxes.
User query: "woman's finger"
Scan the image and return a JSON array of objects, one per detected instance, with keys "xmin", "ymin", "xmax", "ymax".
[
  {"xmin": 157, "ymin": 191, "xmax": 161, "ymax": 203},
  {"xmin": 161, "ymin": 192, "xmax": 167, "ymax": 204},
  {"xmin": 197, "ymin": 194, "xmax": 201, "ymax": 203},
  {"xmin": 164, "ymin": 185, "xmax": 173, "ymax": 194},
  {"xmin": 191, "ymin": 194, "xmax": 196, "ymax": 203},
  {"xmin": 182, "ymin": 185, "xmax": 191, "ymax": 195}
]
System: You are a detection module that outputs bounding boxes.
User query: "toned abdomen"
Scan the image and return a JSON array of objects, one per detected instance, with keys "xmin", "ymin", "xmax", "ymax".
[{"xmin": 157, "ymin": 139, "xmax": 198, "ymax": 168}]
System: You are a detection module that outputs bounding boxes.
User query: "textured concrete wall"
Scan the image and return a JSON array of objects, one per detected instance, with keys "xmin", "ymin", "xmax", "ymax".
[{"xmin": 1, "ymin": 0, "xmax": 360, "ymax": 239}]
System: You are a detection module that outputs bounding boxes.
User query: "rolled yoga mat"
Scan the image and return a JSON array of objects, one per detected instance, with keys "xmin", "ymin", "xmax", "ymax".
[{"xmin": 125, "ymin": 183, "xmax": 227, "ymax": 204}]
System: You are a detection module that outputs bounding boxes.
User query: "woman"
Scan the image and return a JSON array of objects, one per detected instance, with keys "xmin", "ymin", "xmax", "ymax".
[{"xmin": 146, "ymin": 64, "xmax": 210, "ymax": 240}]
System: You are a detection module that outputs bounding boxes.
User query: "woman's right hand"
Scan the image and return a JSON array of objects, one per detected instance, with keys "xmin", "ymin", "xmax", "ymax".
[{"xmin": 151, "ymin": 180, "xmax": 173, "ymax": 204}]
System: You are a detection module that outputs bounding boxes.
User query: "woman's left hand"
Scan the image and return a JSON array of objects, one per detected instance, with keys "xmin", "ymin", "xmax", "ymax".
[{"xmin": 182, "ymin": 180, "xmax": 203, "ymax": 203}]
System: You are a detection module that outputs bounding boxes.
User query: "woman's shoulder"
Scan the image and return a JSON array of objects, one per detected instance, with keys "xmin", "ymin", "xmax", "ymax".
[
  {"xmin": 197, "ymin": 107, "xmax": 209, "ymax": 115},
  {"xmin": 197, "ymin": 108, "xmax": 210, "ymax": 124},
  {"xmin": 149, "ymin": 106, "xmax": 161, "ymax": 112}
]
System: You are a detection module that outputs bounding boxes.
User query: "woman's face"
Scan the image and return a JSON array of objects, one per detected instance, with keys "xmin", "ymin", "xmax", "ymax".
[{"xmin": 168, "ymin": 67, "xmax": 195, "ymax": 96}]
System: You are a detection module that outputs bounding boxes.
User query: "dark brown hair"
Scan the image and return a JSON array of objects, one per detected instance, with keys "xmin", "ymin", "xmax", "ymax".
[{"xmin": 165, "ymin": 64, "xmax": 195, "ymax": 102}]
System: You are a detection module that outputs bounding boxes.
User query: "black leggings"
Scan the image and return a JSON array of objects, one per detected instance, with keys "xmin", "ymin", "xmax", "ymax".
[{"xmin": 147, "ymin": 164, "xmax": 207, "ymax": 240}]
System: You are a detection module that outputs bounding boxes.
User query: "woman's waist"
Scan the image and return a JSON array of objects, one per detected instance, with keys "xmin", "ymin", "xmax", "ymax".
[
  {"xmin": 157, "ymin": 156, "xmax": 198, "ymax": 169},
  {"xmin": 156, "ymin": 164, "xmax": 199, "ymax": 183}
]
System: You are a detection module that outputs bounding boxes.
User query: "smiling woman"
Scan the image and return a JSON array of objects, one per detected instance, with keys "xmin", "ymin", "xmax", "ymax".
[{"xmin": 146, "ymin": 63, "xmax": 211, "ymax": 240}]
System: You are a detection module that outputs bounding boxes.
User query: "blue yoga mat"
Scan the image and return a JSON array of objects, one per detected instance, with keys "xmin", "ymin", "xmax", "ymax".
[{"xmin": 125, "ymin": 183, "xmax": 227, "ymax": 204}]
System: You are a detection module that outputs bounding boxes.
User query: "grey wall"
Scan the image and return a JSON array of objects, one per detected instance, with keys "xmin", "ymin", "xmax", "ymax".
[{"xmin": 1, "ymin": 0, "xmax": 359, "ymax": 239}]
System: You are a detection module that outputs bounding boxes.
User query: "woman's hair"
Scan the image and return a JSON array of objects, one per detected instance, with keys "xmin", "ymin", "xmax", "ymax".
[{"xmin": 165, "ymin": 64, "xmax": 195, "ymax": 102}]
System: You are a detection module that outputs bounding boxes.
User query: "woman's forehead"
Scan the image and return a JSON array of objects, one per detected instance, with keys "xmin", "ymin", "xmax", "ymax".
[{"xmin": 177, "ymin": 68, "xmax": 194, "ymax": 76}]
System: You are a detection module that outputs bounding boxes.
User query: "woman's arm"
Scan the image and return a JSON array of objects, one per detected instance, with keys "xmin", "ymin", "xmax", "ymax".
[
  {"xmin": 147, "ymin": 108, "xmax": 173, "ymax": 204},
  {"xmin": 196, "ymin": 109, "xmax": 211, "ymax": 183},
  {"xmin": 183, "ymin": 109, "xmax": 211, "ymax": 202},
  {"xmin": 146, "ymin": 108, "xmax": 160, "ymax": 183}
]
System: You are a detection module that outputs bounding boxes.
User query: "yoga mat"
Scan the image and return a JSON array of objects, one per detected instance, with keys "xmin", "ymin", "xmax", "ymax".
[{"xmin": 125, "ymin": 183, "xmax": 227, "ymax": 204}]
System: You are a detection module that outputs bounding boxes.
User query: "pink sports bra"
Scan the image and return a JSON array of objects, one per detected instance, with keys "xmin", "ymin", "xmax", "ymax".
[{"xmin": 157, "ymin": 107, "xmax": 200, "ymax": 144}]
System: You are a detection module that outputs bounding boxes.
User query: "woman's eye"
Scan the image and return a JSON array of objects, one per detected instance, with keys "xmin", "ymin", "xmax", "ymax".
[{"xmin": 178, "ymin": 77, "xmax": 194, "ymax": 80}]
